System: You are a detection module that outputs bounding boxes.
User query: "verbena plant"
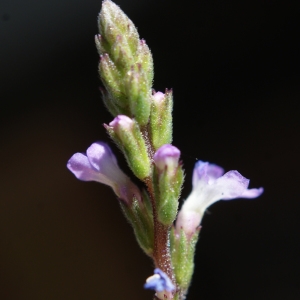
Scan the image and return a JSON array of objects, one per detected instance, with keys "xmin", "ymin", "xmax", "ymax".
[{"xmin": 67, "ymin": 1, "xmax": 263, "ymax": 299}]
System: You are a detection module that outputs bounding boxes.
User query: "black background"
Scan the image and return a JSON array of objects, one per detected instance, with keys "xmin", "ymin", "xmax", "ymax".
[{"xmin": 1, "ymin": 0, "xmax": 299, "ymax": 299}]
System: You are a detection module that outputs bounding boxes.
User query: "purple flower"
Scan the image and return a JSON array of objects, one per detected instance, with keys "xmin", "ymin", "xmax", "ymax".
[
  {"xmin": 153, "ymin": 144, "xmax": 180, "ymax": 172},
  {"xmin": 176, "ymin": 161, "xmax": 263, "ymax": 236},
  {"xmin": 144, "ymin": 268, "xmax": 175, "ymax": 293},
  {"xmin": 67, "ymin": 142, "xmax": 141, "ymax": 203}
]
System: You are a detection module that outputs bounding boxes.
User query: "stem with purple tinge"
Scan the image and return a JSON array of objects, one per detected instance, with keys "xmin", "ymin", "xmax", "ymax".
[{"xmin": 142, "ymin": 127, "xmax": 183, "ymax": 299}]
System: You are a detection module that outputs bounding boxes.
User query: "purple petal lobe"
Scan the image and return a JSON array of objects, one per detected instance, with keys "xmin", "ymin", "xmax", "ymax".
[
  {"xmin": 86, "ymin": 142, "xmax": 117, "ymax": 171},
  {"xmin": 144, "ymin": 268, "xmax": 175, "ymax": 292},
  {"xmin": 193, "ymin": 161, "xmax": 224, "ymax": 187},
  {"xmin": 192, "ymin": 161, "xmax": 209, "ymax": 186},
  {"xmin": 206, "ymin": 163, "xmax": 224, "ymax": 179},
  {"xmin": 241, "ymin": 187, "xmax": 264, "ymax": 198},
  {"xmin": 67, "ymin": 153, "xmax": 99, "ymax": 181},
  {"xmin": 217, "ymin": 170, "xmax": 250, "ymax": 200}
]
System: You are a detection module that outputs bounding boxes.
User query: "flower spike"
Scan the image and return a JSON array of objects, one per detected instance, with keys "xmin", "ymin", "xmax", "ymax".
[{"xmin": 67, "ymin": 2, "xmax": 265, "ymax": 299}]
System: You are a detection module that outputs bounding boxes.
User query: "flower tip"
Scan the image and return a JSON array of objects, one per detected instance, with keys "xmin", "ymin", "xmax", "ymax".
[
  {"xmin": 241, "ymin": 186, "xmax": 264, "ymax": 198},
  {"xmin": 152, "ymin": 91, "xmax": 165, "ymax": 104},
  {"xmin": 153, "ymin": 144, "xmax": 181, "ymax": 172},
  {"xmin": 109, "ymin": 115, "xmax": 133, "ymax": 129}
]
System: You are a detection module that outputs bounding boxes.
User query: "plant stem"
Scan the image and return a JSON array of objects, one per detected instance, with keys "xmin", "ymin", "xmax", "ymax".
[
  {"xmin": 145, "ymin": 177, "xmax": 174, "ymax": 283},
  {"xmin": 143, "ymin": 126, "xmax": 181, "ymax": 299}
]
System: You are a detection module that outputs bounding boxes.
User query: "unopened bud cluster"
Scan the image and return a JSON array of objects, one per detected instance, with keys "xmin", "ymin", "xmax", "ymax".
[{"xmin": 95, "ymin": 0, "xmax": 153, "ymax": 126}]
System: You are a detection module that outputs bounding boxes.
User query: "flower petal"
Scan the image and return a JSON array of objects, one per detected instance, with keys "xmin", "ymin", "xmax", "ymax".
[
  {"xmin": 67, "ymin": 153, "xmax": 102, "ymax": 182},
  {"xmin": 192, "ymin": 161, "xmax": 224, "ymax": 187},
  {"xmin": 86, "ymin": 142, "xmax": 132, "ymax": 188},
  {"xmin": 215, "ymin": 170, "xmax": 249, "ymax": 200},
  {"xmin": 206, "ymin": 163, "xmax": 224, "ymax": 180},
  {"xmin": 86, "ymin": 142, "xmax": 117, "ymax": 171},
  {"xmin": 241, "ymin": 187, "xmax": 264, "ymax": 198},
  {"xmin": 144, "ymin": 268, "xmax": 175, "ymax": 292},
  {"xmin": 67, "ymin": 142, "xmax": 142, "ymax": 203}
]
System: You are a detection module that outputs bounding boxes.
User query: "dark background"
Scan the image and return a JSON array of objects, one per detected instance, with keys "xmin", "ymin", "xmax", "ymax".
[{"xmin": 1, "ymin": 0, "xmax": 299, "ymax": 299}]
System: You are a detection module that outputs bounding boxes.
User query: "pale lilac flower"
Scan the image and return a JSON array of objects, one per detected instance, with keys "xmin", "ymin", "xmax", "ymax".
[
  {"xmin": 176, "ymin": 161, "xmax": 263, "ymax": 236},
  {"xmin": 67, "ymin": 142, "xmax": 140, "ymax": 203},
  {"xmin": 153, "ymin": 144, "xmax": 180, "ymax": 172},
  {"xmin": 144, "ymin": 268, "xmax": 175, "ymax": 293}
]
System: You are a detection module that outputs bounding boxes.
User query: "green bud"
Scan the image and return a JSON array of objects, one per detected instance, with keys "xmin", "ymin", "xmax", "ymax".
[
  {"xmin": 125, "ymin": 64, "xmax": 151, "ymax": 126},
  {"xmin": 100, "ymin": 87, "xmax": 123, "ymax": 117},
  {"xmin": 120, "ymin": 191, "xmax": 154, "ymax": 256},
  {"xmin": 95, "ymin": 34, "xmax": 109, "ymax": 55},
  {"xmin": 96, "ymin": 0, "xmax": 154, "ymax": 123},
  {"xmin": 152, "ymin": 145, "xmax": 184, "ymax": 225},
  {"xmin": 135, "ymin": 39, "xmax": 154, "ymax": 86},
  {"xmin": 150, "ymin": 90, "xmax": 173, "ymax": 150},
  {"xmin": 105, "ymin": 115, "xmax": 151, "ymax": 180},
  {"xmin": 98, "ymin": 0, "xmax": 139, "ymax": 56},
  {"xmin": 110, "ymin": 35, "xmax": 135, "ymax": 72},
  {"xmin": 98, "ymin": 53, "xmax": 127, "ymax": 106}
]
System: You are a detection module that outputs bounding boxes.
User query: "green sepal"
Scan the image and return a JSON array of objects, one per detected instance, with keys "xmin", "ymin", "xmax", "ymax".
[
  {"xmin": 105, "ymin": 119, "xmax": 151, "ymax": 180},
  {"xmin": 150, "ymin": 89, "xmax": 173, "ymax": 150},
  {"xmin": 110, "ymin": 35, "xmax": 135, "ymax": 73},
  {"xmin": 99, "ymin": 53, "xmax": 126, "ymax": 108},
  {"xmin": 152, "ymin": 164, "xmax": 184, "ymax": 225},
  {"xmin": 100, "ymin": 88, "xmax": 124, "ymax": 117},
  {"xmin": 135, "ymin": 40, "xmax": 154, "ymax": 87},
  {"xmin": 125, "ymin": 64, "xmax": 151, "ymax": 126},
  {"xmin": 170, "ymin": 226, "xmax": 200, "ymax": 292},
  {"xmin": 95, "ymin": 34, "xmax": 110, "ymax": 56},
  {"xmin": 119, "ymin": 191, "xmax": 154, "ymax": 256},
  {"xmin": 173, "ymin": 294, "xmax": 180, "ymax": 300}
]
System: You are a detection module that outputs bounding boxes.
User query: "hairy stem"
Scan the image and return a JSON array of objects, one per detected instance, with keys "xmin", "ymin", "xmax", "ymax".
[
  {"xmin": 145, "ymin": 177, "xmax": 175, "ymax": 282},
  {"xmin": 143, "ymin": 126, "xmax": 182, "ymax": 299}
]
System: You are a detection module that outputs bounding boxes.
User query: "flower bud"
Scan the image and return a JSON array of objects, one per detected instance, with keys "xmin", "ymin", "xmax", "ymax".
[
  {"xmin": 120, "ymin": 190, "xmax": 154, "ymax": 256},
  {"xmin": 109, "ymin": 114, "xmax": 134, "ymax": 130},
  {"xmin": 152, "ymin": 145, "xmax": 183, "ymax": 225},
  {"xmin": 124, "ymin": 64, "xmax": 151, "ymax": 126},
  {"xmin": 150, "ymin": 90, "xmax": 173, "ymax": 150},
  {"xmin": 105, "ymin": 115, "xmax": 151, "ymax": 180},
  {"xmin": 135, "ymin": 39, "xmax": 154, "ymax": 86},
  {"xmin": 153, "ymin": 144, "xmax": 180, "ymax": 173},
  {"xmin": 170, "ymin": 225, "xmax": 199, "ymax": 293},
  {"xmin": 96, "ymin": 0, "xmax": 154, "ymax": 124},
  {"xmin": 97, "ymin": 0, "xmax": 139, "ymax": 58},
  {"xmin": 98, "ymin": 54, "xmax": 126, "ymax": 110}
]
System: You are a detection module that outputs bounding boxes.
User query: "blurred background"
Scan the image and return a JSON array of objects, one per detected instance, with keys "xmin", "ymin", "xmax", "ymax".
[{"xmin": 1, "ymin": 0, "xmax": 299, "ymax": 299}]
